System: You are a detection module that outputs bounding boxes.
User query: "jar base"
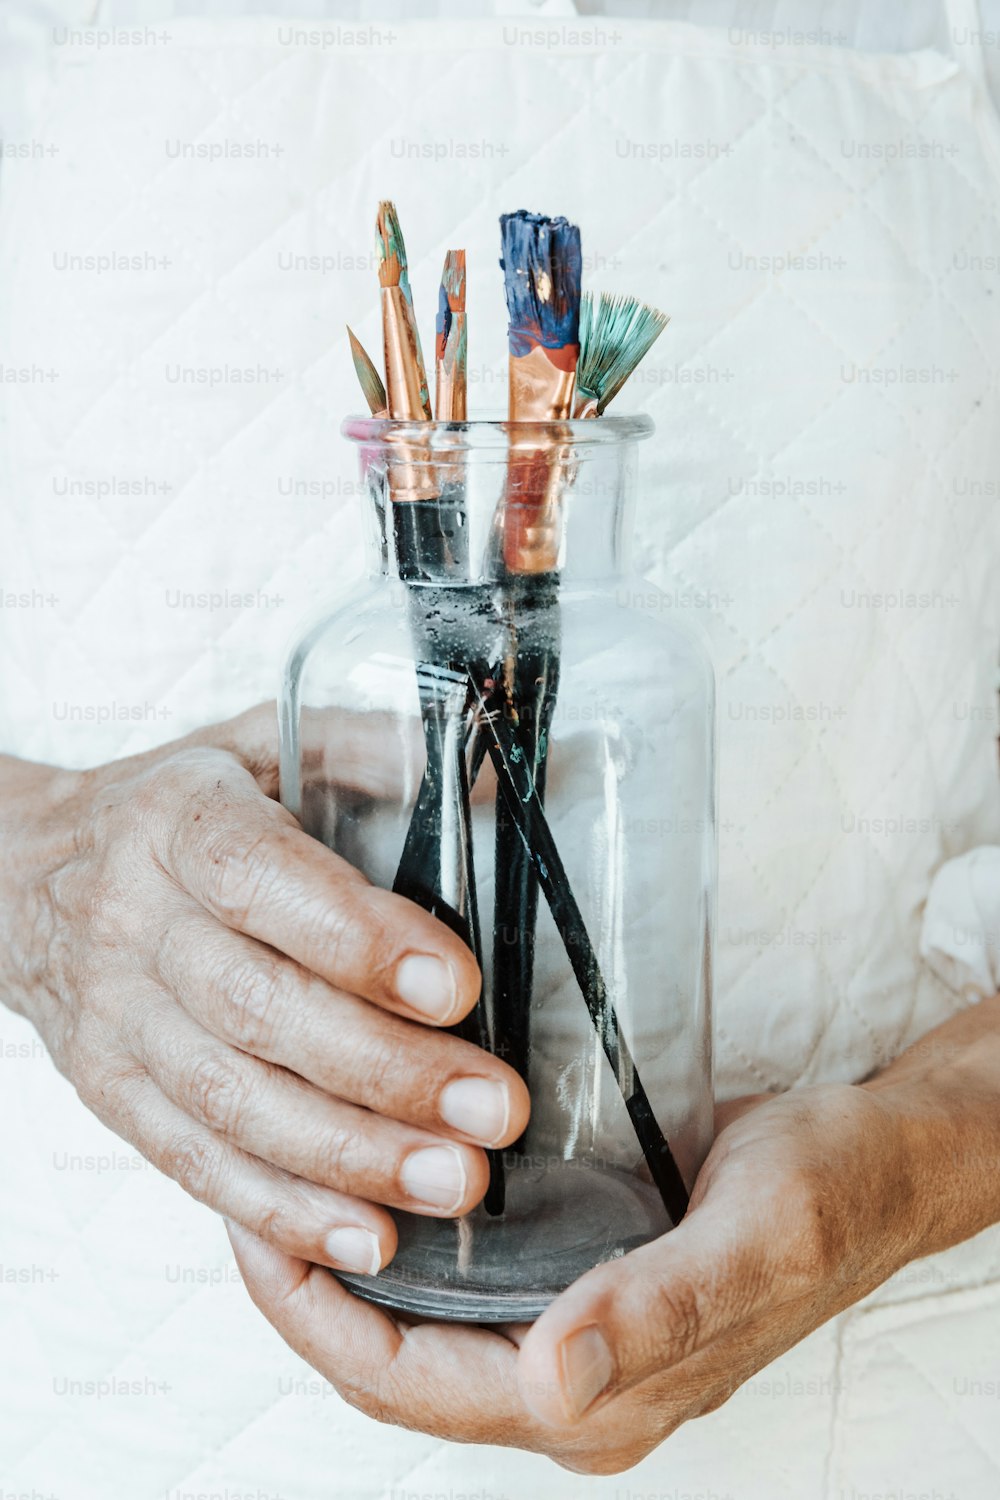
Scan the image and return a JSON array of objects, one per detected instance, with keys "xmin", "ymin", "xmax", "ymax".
[{"xmin": 335, "ymin": 1160, "xmax": 672, "ymax": 1323}]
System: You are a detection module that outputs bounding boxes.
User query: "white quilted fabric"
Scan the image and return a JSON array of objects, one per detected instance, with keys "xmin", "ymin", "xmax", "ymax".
[
  {"xmin": 922, "ymin": 845, "xmax": 1000, "ymax": 999},
  {"xmin": 1, "ymin": 7, "xmax": 1000, "ymax": 1498}
]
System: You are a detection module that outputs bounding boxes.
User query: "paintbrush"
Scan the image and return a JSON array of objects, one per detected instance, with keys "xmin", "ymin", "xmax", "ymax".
[
  {"xmin": 435, "ymin": 249, "xmax": 468, "ymax": 421},
  {"xmin": 375, "ymin": 201, "xmax": 474, "ymax": 935},
  {"xmin": 347, "ymin": 326, "xmax": 388, "ymax": 416},
  {"xmin": 375, "ymin": 205, "xmax": 500, "ymax": 1205},
  {"xmin": 481, "ymin": 211, "xmax": 582, "ymax": 1197},
  {"xmin": 574, "ymin": 292, "xmax": 669, "ymax": 417},
  {"xmin": 346, "ymin": 326, "xmax": 389, "ymax": 563},
  {"xmin": 375, "ymin": 199, "xmax": 472, "ymax": 931},
  {"xmin": 377, "ymin": 199, "xmax": 432, "ymax": 424}
]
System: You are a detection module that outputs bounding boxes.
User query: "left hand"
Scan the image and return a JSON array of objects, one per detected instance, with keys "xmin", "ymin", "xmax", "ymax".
[{"xmin": 227, "ymin": 1079, "xmax": 930, "ymax": 1473}]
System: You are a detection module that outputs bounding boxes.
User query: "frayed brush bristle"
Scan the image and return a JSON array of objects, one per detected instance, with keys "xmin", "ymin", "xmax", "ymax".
[
  {"xmin": 500, "ymin": 210, "xmax": 582, "ymax": 355},
  {"xmin": 441, "ymin": 249, "xmax": 466, "ymax": 312},
  {"xmin": 347, "ymin": 325, "xmax": 387, "ymax": 415},
  {"xmin": 577, "ymin": 292, "xmax": 669, "ymax": 412},
  {"xmin": 376, "ymin": 199, "xmax": 407, "ymax": 290},
  {"xmin": 437, "ymin": 250, "xmax": 466, "ymax": 355}
]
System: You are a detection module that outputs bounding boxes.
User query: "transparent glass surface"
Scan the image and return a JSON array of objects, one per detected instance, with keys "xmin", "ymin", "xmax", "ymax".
[{"xmin": 279, "ymin": 416, "xmax": 716, "ymax": 1321}]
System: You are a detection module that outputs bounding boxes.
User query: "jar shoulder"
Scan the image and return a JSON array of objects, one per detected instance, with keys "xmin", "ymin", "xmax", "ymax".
[
  {"xmin": 282, "ymin": 575, "xmax": 382, "ymax": 657},
  {"xmin": 283, "ymin": 572, "xmax": 717, "ymax": 701},
  {"xmin": 561, "ymin": 573, "xmax": 717, "ymax": 680}
]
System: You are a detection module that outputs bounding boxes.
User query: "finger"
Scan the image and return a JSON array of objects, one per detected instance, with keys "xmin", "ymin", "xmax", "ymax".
[
  {"xmin": 226, "ymin": 1222, "xmax": 538, "ymax": 1447},
  {"xmin": 148, "ymin": 747, "xmax": 482, "ymax": 1025},
  {"xmin": 154, "ymin": 910, "xmax": 529, "ymax": 1146},
  {"xmin": 103, "ymin": 1057, "xmax": 398, "ymax": 1275},
  {"xmin": 182, "ymin": 703, "xmax": 283, "ymax": 796},
  {"xmin": 517, "ymin": 1196, "xmax": 781, "ymax": 1427},
  {"xmin": 184, "ymin": 701, "xmax": 425, "ymax": 803},
  {"xmin": 132, "ymin": 993, "xmax": 492, "ymax": 1217}
]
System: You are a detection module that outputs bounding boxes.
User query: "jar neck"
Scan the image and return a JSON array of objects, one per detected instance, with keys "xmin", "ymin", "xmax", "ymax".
[{"xmin": 354, "ymin": 431, "xmax": 640, "ymax": 585}]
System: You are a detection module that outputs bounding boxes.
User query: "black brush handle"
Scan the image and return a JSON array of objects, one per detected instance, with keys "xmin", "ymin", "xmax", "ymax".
[
  {"xmin": 390, "ymin": 525, "xmax": 505, "ymax": 1211},
  {"xmin": 479, "ymin": 692, "xmax": 690, "ymax": 1227},
  {"xmin": 490, "ymin": 641, "xmax": 559, "ymax": 1148}
]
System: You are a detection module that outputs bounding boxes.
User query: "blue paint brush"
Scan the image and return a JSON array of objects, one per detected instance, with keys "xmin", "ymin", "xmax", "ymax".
[{"xmin": 481, "ymin": 211, "xmax": 584, "ymax": 1209}]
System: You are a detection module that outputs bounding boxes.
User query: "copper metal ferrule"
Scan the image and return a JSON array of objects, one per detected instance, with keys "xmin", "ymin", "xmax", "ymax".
[
  {"xmin": 504, "ymin": 343, "xmax": 578, "ymax": 573},
  {"xmin": 382, "ymin": 285, "xmax": 431, "ymax": 423},
  {"xmin": 508, "ymin": 343, "xmax": 577, "ymax": 424},
  {"xmin": 435, "ymin": 311, "xmax": 468, "ymax": 422},
  {"xmin": 381, "ymin": 286, "xmax": 436, "ymax": 502}
]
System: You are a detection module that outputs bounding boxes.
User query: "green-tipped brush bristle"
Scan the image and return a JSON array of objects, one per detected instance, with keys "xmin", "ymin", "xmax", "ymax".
[
  {"xmin": 376, "ymin": 199, "xmax": 410, "ymax": 293},
  {"xmin": 375, "ymin": 199, "xmax": 430, "ymax": 406},
  {"xmin": 577, "ymin": 292, "xmax": 669, "ymax": 413}
]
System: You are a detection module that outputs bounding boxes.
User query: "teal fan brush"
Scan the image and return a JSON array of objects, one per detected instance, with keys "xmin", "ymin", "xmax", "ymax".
[{"xmin": 574, "ymin": 292, "xmax": 669, "ymax": 416}]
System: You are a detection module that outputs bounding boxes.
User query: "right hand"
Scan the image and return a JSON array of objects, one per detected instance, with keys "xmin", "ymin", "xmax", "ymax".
[{"xmin": 0, "ymin": 705, "xmax": 529, "ymax": 1276}]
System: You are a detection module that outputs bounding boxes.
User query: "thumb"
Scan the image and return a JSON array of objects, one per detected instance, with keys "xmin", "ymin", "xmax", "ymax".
[{"xmin": 517, "ymin": 1197, "xmax": 768, "ymax": 1427}]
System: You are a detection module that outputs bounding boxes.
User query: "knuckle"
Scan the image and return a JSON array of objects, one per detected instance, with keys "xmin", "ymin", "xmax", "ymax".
[
  {"xmin": 217, "ymin": 953, "xmax": 285, "ymax": 1052},
  {"xmin": 312, "ymin": 1126, "xmax": 358, "ymax": 1188},
  {"xmin": 186, "ymin": 1052, "xmax": 251, "ymax": 1137},
  {"xmin": 167, "ymin": 745, "xmax": 241, "ymax": 788},
  {"xmin": 647, "ymin": 1272, "xmax": 704, "ymax": 1364},
  {"xmin": 313, "ymin": 897, "xmax": 357, "ymax": 976},
  {"xmin": 256, "ymin": 1198, "xmax": 297, "ymax": 1248},
  {"xmin": 200, "ymin": 830, "xmax": 280, "ymax": 928},
  {"xmin": 163, "ymin": 1132, "xmax": 217, "ymax": 1201},
  {"xmin": 356, "ymin": 1031, "xmax": 420, "ymax": 1112},
  {"xmin": 138, "ymin": 748, "xmax": 234, "ymax": 819},
  {"xmin": 322, "ymin": 890, "xmax": 395, "ymax": 988},
  {"xmin": 360, "ymin": 1041, "xmax": 398, "ymax": 1102},
  {"xmin": 128, "ymin": 762, "xmax": 177, "ymax": 820}
]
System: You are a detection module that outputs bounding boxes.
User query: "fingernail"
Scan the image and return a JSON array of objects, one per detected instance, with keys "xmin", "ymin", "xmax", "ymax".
[
  {"xmin": 401, "ymin": 1145, "xmax": 468, "ymax": 1212},
  {"xmin": 558, "ymin": 1325, "xmax": 614, "ymax": 1422},
  {"xmin": 439, "ymin": 1077, "xmax": 510, "ymax": 1145},
  {"xmin": 324, "ymin": 1226, "xmax": 382, "ymax": 1276},
  {"xmin": 395, "ymin": 954, "xmax": 458, "ymax": 1022}
]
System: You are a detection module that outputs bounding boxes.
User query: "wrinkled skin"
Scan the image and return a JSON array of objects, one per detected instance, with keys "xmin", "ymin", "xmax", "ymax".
[
  {"xmin": 5, "ymin": 706, "xmax": 999, "ymax": 1473},
  {"xmin": 0, "ymin": 706, "xmax": 528, "ymax": 1277},
  {"xmin": 228, "ymin": 997, "xmax": 1000, "ymax": 1473},
  {"xmin": 227, "ymin": 1082, "xmax": 926, "ymax": 1471}
]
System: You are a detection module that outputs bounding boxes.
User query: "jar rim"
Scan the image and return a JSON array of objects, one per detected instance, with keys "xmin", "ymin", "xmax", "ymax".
[{"xmin": 341, "ymin": 413, "xmax": 654, "ymax": 450}]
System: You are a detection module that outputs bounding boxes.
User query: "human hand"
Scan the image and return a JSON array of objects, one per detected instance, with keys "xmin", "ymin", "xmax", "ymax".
[
  {"xmin": 228, "ymin": 1080, "xmax": 931, "ymax": 1472},
  {"xmin": 0, "ymin": 706, "xmax": 529, "ymax": 1277}
]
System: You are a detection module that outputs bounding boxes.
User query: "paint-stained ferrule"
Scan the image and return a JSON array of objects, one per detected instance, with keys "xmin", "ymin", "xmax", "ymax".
[
  {"xmin": 377, "ymin": 200, "xmax": 432, "ymax": 422},
  {"xmin": 377, "ymin": 200, "xmax": 435, "ymax": 500},
  {"xmin": 435, "ymin": 249, "xmax": 468, "ymax": 421},
  {"xmin": 500, "ymin": 210, "xmax": 583, "ymax": 573}
]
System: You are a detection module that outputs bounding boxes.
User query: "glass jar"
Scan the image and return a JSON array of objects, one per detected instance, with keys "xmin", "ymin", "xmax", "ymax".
[{"xmin": 279, "ymin": 415, "xmax": 716, "ymax": 1322}]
